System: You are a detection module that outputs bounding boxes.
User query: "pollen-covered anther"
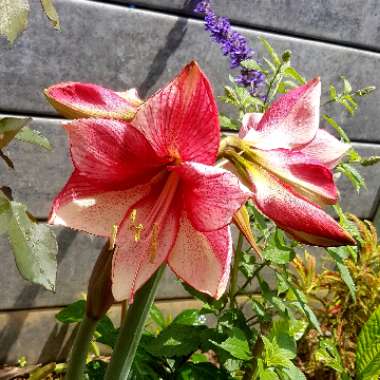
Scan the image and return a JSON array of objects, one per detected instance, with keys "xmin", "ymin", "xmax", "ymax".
[{"xmin": 148, "ymin": 223, "xmax": 159, "ymax": 263}]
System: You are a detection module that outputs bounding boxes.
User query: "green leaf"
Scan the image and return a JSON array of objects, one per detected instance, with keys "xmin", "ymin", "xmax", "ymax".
[
  {"xmin": 219, "ymin": 115, "xmax": 240, "ymax": 131},
  {"xmin": 15, "ymin": 127, "xmax": 52, "ymax": 150},
  {"xmin": 176, "ymin": 363, "xmax": 231, "ymax": 380},
  {"xmin": 240, "ymin": 59, "xmax": 264, "ymax": 72},
  {"xmin": 284, "ymin": 67, "xmax": 306, "ymax": 84},
  {"xmin": 282, "ymin": 363, "xmax": 307, "ymax": 380},
  {"xmin": 95, "ymin": 315, "xmax": 118, "ymax": 349},
  {"xmin": 211, "ymin": 327, "xmax": 252, "ymax": 361},
  {"xmin": 190, "ymin": 353, "xmax": 208, "ymax": 363},
  {"xmin": 315, "ymin": 338, "xmax": 345, "ymax": 374},
  {"xmin": 0, "ymin": 0, "xmax": 30, "ymax": 44},
  {"xmin": 259, "ymin": 36, "xmax": 281, "ymax": 67},
  {"xmin": 337, "ymin": 163, "xmax": 366, "ymax": 192},
  {"xmin": 323, "ymin": 115, "xmax": 350, "ymax": 143},
  {"xmin": 356, "ymin": 306, "xmax": 380, "ymax": 379},
  {"xmin": 0, "ymin": 117, "xmax": 31, "ymax": 149},
  {"xmin": 0, "ymin": 191, "xmax": 12, "ymax": 234},
  {"xmin": 145, "ymin": 324, "xmax": 204, "ymax": 357},
  {"xmin": 329, "ymin": 84, "xmax": 337, "ymax": 100},
  {"xmin": 341, "ymin": 76, "xmax": 353, "ymax": 95},
  {"xmin": 86, "ymin": 360, "xmax": 107, "ymax": 380},
  {"xmin": 327, "ymin": 247, "xmax": 356, "ymax": 301},
  {"xmin": 149, "ymin": 304, "xmax": 166, "ymax": 329},
  {"xmin": 360, "ymin": 156, "xmax": 380, "ymax": 167},
  {"xmin": 40, "ymin": 0, "xmax": 60, "ymax": 30},
  {"xmin": 259, "ymin": 368, "xmax": 280, "ymax": 380},
  {"xmin": 56, "ymin": 300, "xmax": 86, "ymax": 323},
  {"xmin": 172, "ymin": 309, "xmax": 206, "ymax": 326},
  {"xmin": 269, "ymin": 319, "xmax": 297, "ymax": 359},
  {"xmin": 263, "ymin": 229, "xmax": 295, "ymax": 264},
  {"xmin": 8, "ymin": 201, "xmax": 57, "ymax": 291},
  {"xmin": 262, "ymin": 336, "xmax": 293, "ymax": 368}
]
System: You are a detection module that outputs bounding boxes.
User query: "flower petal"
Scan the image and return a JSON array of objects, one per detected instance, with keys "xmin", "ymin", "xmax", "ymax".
[
  {"xmin": 112, "ymin": 189, "xmax": 181, "ymax": 302},
  {"xmin": 239, "ymin": 112, "xmax": 263, "ymax": 138},
  {"xmin": 65, "ymin": 118, "xmax": 165, "ymax": 190},
  {"xmin": 248, "ymin": 165, "xmax": 354, "ymax": 247},
  {"xmin": 49, "ymin": 171, "xmax": 154, "ymax": 237},
  {"xmin": 244, "ymin": 78, "xmax": 321, "ymax": 150},
  {"xmin": 131, "ymin": 61, "xmax": 220, "ymax": 165},
  {"xmin": 168, "ymin": 213, "xmax": 232, "ymax": 299},
  {"xmin": 44, "ymin": 82, "xmax": 138, "ymax": 119},
  {"xmin": 251, "ymin": 148, "xmax": 338, "ymax": 205},
  {"xmin": 171, "ymin": 162, "xmax": 251, "ymax": 231},
  {"xmin": 300, "ymin": 129, "xmax": 351, "ymax": 169}
]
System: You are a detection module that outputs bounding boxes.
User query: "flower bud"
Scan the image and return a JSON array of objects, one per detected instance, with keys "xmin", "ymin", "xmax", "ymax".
[{"xmin": 86, "ymin": 240, "xmax": 115, "ymax": 320}]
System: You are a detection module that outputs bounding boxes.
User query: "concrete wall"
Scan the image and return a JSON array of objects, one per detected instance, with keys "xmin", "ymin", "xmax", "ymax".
[{"xmin": 0, "ymin": 0, "xmax": 379, "ymax": 364}]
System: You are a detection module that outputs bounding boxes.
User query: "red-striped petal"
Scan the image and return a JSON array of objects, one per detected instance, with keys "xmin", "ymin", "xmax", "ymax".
[
  {"xmin": 168, "ymin": 213, "xmax": 232, "ymax": 299},
  {"xmin": 131, "ymin": 61, "xmax": 220, "ymax": 165},
  {"xmin": 64, "ymin": 118, "xmax": 165, "ymax": 191},
  {"xmin": 244, "ymin": 78, "xmax": 321, "ymax": 150},
  {"xmin": 300, "ymin": 129, "xmax": 350, "ymax": 169},
  {"xmin": 44, "ymin": 82, "xmax": 139, "ymax": 119},
  {"xmin": 172, "ymin": 162, "xmax": 251, "ymax": 231},
  {"xmin": 248, "ymin": 165, "xmax": 354, "ymax": 247}
]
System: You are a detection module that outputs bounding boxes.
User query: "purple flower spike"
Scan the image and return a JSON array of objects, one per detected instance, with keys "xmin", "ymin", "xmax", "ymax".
[{"xmin": 194, "ymin": 0, "xmax": 265, "ymax": 96}]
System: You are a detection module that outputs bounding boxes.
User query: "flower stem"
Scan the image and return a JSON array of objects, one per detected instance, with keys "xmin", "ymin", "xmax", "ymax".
[
  {"xmin": 65, "ymin": 315, "xmax": 97, "ymax": 380},
  {"xmin": 229, "ymin": 232, "xmax": 244, "ymax": 307},
  {"xmin": 104, "ymin": 265, "xmax": 165, "ymax": 380}
]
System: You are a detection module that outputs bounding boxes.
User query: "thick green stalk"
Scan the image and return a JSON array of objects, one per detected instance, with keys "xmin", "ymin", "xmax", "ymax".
[
  {"xmin": 65, "ymin": 315, "xmax": 97, "ymax": 380},
  {"xmin": 229, "ymin": 232, "xmax": 244, "ymax": 307},
  {"xmin": 104, "ymin": 266, "xmax": 165, "ymax": 380}
]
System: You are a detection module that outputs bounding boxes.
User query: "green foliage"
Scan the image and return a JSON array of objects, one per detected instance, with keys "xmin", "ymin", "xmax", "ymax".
[
  {"xmin": 0, "ymin": 191, "xmax": 57, "ymax": 291},
  {"xmin": 0, "ymin": 0, "xmax": 60, "ymax": 44},
  {"xmin": 56, "ymin": 300, "xmax": 86, "ymax": 323},
  {"xmin": 356, "ymin": 306, "xmax": 380, "ymax": 380},
  {"xmin": 15, "ymin": 126, "xmax": 52, "ymax": 150}
]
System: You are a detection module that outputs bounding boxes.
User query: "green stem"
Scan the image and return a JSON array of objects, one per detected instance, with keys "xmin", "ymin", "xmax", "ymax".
[
  {"xmin": 65, "ymin": 316, "xmax": 98, "ymax": 380},
  {"xmin": 104, "ymin": 265, "xmax": 165, "ymax": 380},
  {"xmin": 229, "ymin": 233, "xmax": 244, "ymax": 307}
]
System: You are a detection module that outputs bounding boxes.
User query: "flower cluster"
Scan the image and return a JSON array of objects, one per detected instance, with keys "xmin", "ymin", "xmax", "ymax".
[{"xmin": 195, "ymin": 0, "xmax": 265, "ymax": 96}]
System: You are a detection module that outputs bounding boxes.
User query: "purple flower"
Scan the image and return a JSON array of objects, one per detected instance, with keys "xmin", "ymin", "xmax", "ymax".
[{"xmin": 194, "ymin": 0, "xmax": 265, "ymax": 96}]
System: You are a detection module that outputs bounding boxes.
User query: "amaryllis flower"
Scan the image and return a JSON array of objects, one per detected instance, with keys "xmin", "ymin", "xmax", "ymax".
[
  {"xmin": 47, "ymin": 62, "xmax": 251, "ymax": 301},
  {"xmin": 44, "ymin": 82, "xmax": 143, "ymax": 120},
  {"xmin": 236, "ymin": 78, "xmax": 354, "ymax": 247}
]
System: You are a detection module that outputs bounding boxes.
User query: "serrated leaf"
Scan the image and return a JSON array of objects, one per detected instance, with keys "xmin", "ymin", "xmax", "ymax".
[
  {"xmin": 263, "ymin": 229, "xmax": 295, "ymax": 264},
  {"xmin": 0, "ymin": 117, "xmax": 31, "ymax": 149},
  {"xmin": 211, "ymin": 327, "xmax": 252, "ymax": 360},
  {"xmin": 282, "ymin": 363, "xmax": 307, "ymax": 380},
  {"xmin": 327, "ymin": 247, "xmax": 356, "ymax": 301},
  {"xmin": 0, "ymin": 0, "xmax": 29, "ymax": 44},
  {"xmin": 219, "ymin": 115, "xmax": 240, "ymax": 131},
  {"xmin": 56, "ymin": 300, "xmax": 86, "ymax": 323},
  {"xmin": 259, "ymin": 368, "xmax": 280, "ymax": 380},
  {"xmin": 356, "ymin": 306, "xmax": 380, "ymax": 379},
  {"xmin": 259, "ymin": 36, "xmax": 281, "ymax": 67},
  {"xmin": 315, "ymin": 338, "xmax": 345, "ymax": 374},
  {"xmin": 8, "ymin": 201, "xmax": 57, "ymax": 291},
  {"xmin": 262, "ymin": 336, "xmax": 293, "ymax": 368},
  {"xmin": 40, "ymin": 0, "xmax": 60, "ymax": 30},
  {"xmin": 337, "ymin": 163, "xmax": 366, "ymax": 192},
  {"xmin": 15, "ymin": 127, "xmax": 52, "ymax": 150}
]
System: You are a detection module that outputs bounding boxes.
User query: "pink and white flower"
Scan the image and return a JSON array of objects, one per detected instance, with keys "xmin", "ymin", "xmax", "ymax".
[
  {"xmin": 46, "ymin": 62, "xmax": 251, "ymax": 301},
  {"xmin": 238, "ymin": 78, "xmax": 354, "ymax": 246}
]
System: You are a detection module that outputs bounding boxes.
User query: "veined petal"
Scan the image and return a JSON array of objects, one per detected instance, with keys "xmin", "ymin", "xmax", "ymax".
[
  {"xmin": 172, "ymin": 162, "xmax": 251, "ymax": 231},
  {"xmin": 44, "ymin": 82, "xmax": 139, "ymax": 119},
  {"xmin": 245, "ymin": 78, "xmax": 321, "ymax": 150},
  {"xmin": 300, "ymin": 129, "xmax": 351, "ymax": 169},
  {"xmin": 49, "ymin": 171, "xmax": 153, "ymax": 237},
  {"xmin": 131, "ymin": 61, "xmax": 220, "ymax": 165},
  {"xmin": 112, "ymin": 186, "xmax": 181, "ymax": 302},
  {"xmin": 65, "ymin": 118, "xmax": 165, "ymax": 190},
  {"xmin": 251, "ymin": 148, "xmax": 338, "ymax": 205},
  {"xmin": 239, "ymin": 112, "xmax": 263, "ymax": 138},
  {"xmin": 248, "ymin": 165, "xmax": 354, "ymax": 247},
  {"xmin": 168, "ymin": 214, "xmax": 232, "ymax": 299}
]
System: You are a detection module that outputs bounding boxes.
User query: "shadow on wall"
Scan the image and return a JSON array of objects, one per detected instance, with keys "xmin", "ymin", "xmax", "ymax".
[{"xmin": 139, "ymin": 0, "xmax": 198, "ymax": 96}]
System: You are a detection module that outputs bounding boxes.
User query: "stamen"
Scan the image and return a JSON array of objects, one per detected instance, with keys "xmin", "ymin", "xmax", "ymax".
[{"xmin": 149, "ymin": 223, "xmax": 159, "ymax": 263}]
